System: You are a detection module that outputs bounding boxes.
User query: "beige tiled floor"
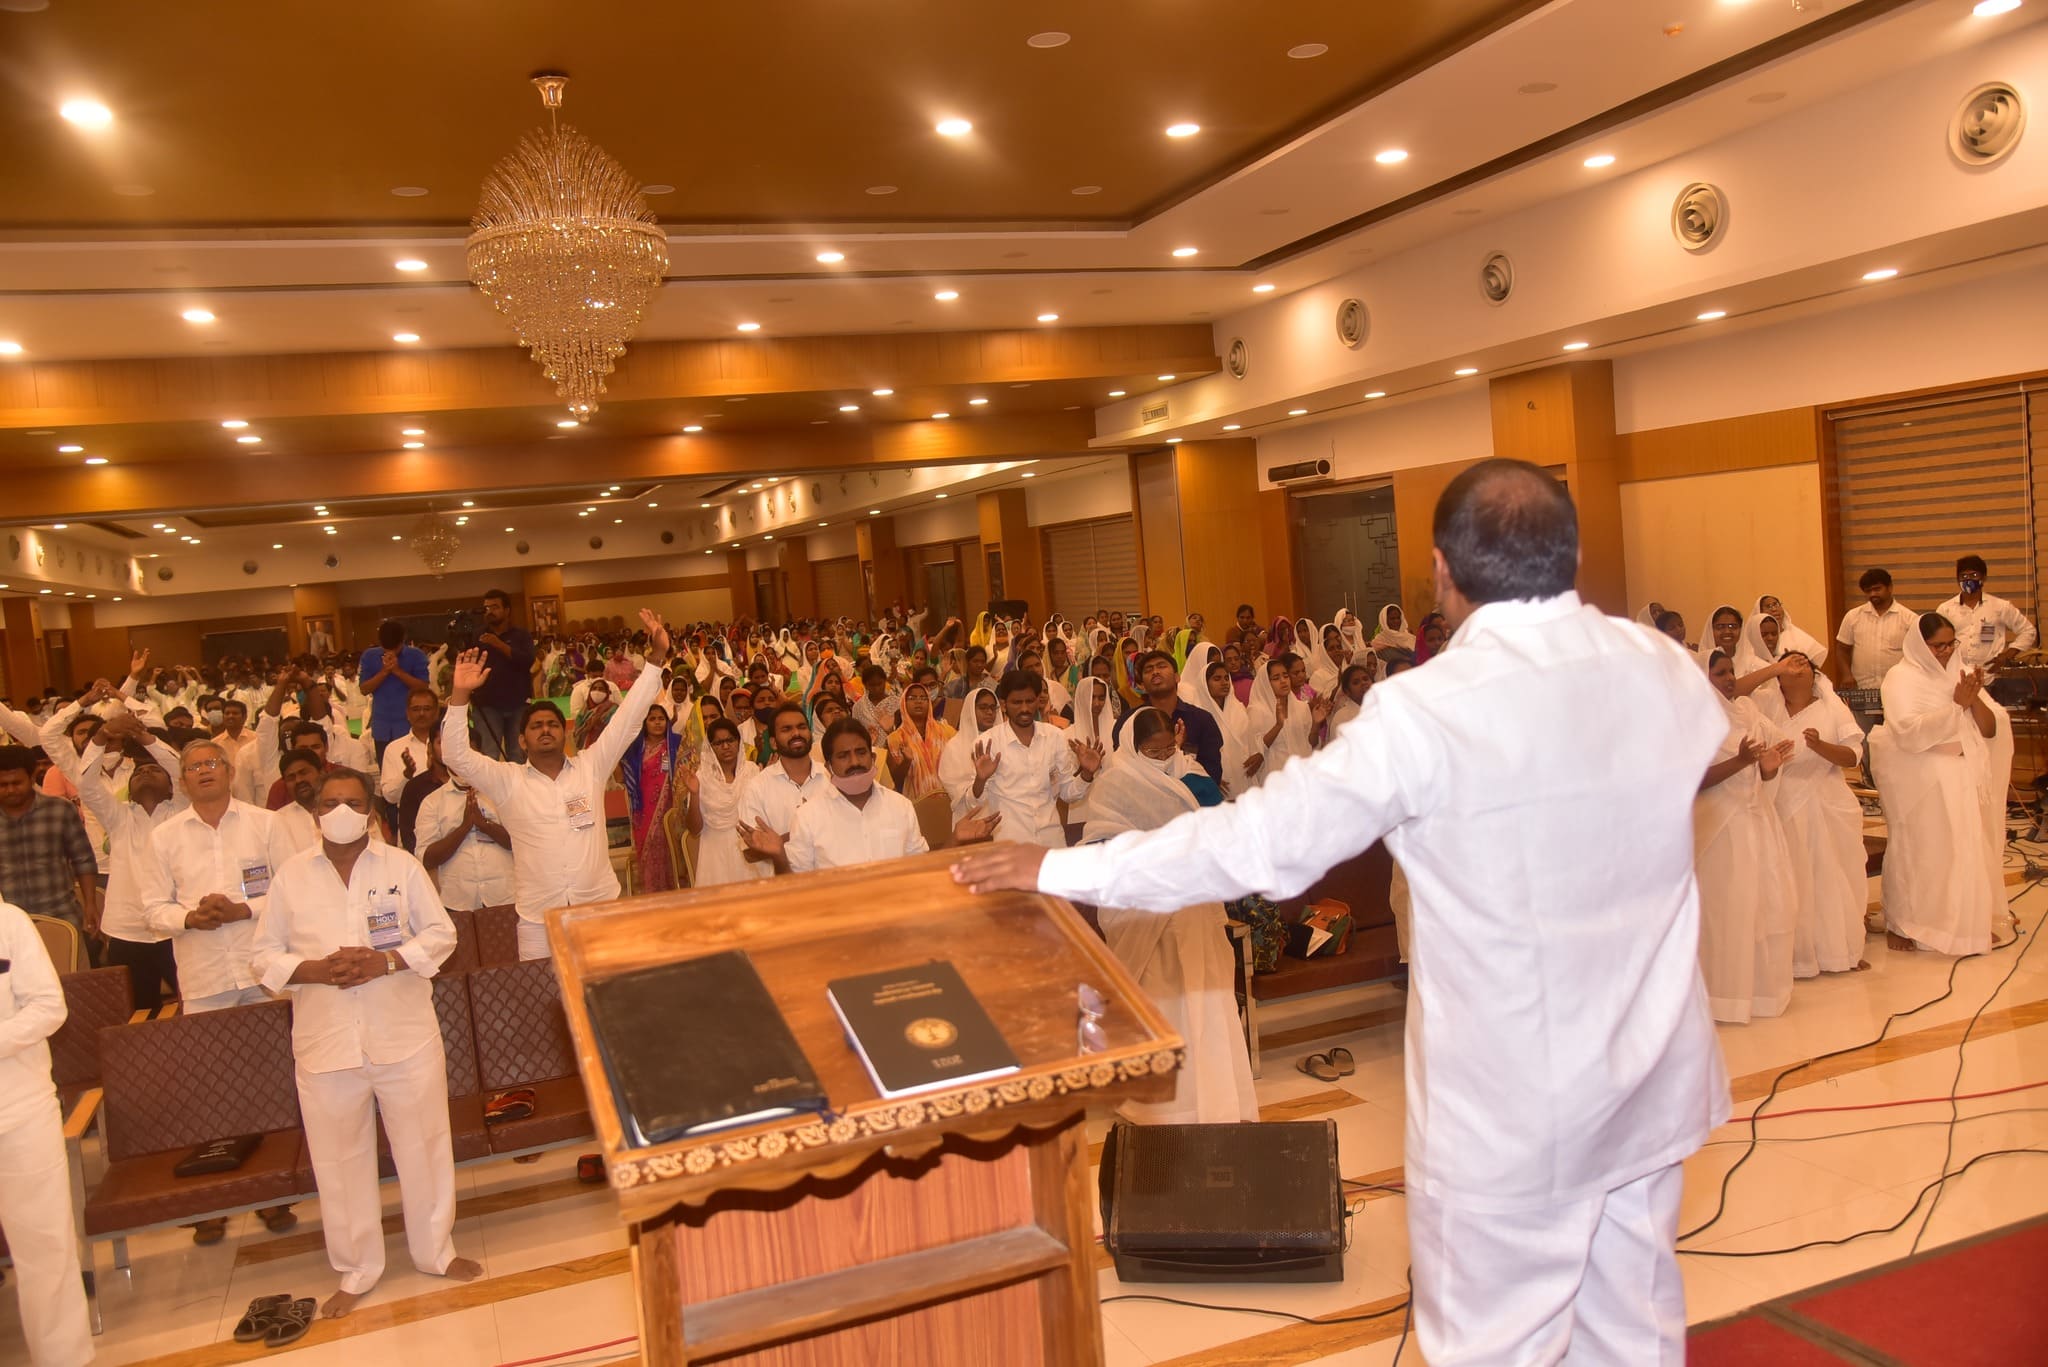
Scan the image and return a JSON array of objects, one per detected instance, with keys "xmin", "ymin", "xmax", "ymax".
[{"xmin": 6, "ymin": 887, "xmax": 2044, "ymax": 1367}]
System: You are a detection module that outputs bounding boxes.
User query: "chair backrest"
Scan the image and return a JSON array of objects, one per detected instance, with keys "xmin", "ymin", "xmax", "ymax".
[
  {"xmin": 432, "ymin": 973, "xmax": 481, "ymax": 1099},
  {"xmin": 684, "ymin": 827, "xmax": 699, "ymax": 886},
  {"xmin": 663, "ymin": 806, "xmax": 689, "ymax": 888},
  {"xmin": 913, "ymin": 791, "xmax": 955, "ymax": 852},
  {"xmin": 97, "ymin": 999, "xmax": 300, "ymax": 1161},
  {"xmin": 440, "ymin": 907, "xmax": 481, "ymax": 976},
  {"xmin": 469, "ymin": 959, "xmax": 577, "ymax": 1090},
  {"xmin": 29, "ymin": 914, "xmax": 83, "ymax": 974},
  {"xmin": 49, "ymin": 966, "xmax": 134, "ymax": 1092},
  {"xmin": 473, "ymin": 905, "xmax": 522, "ymax": 967}
]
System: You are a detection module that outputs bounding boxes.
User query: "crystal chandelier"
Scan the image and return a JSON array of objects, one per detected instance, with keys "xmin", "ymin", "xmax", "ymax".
[
  {"xmin": 409, "ymin": 510, "xmax": 462, "ymax": 577},
  {"xmin": 467, "ymin": 74, "xmax": 669, "ymax": 419}
]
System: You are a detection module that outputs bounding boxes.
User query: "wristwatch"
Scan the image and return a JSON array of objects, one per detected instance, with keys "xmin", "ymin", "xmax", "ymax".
[{"xmin": 383, "ymin": 950, "xmax": 399, "ymax": 975}]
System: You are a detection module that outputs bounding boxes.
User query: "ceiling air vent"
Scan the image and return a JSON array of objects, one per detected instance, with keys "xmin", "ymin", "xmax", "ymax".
[
  {"xmin": 1951, "ymin": 82, "xmax": 2026, "ymax": 166},
  {"xmin": 1479, "ymin": 252, "xmax": 1514, "ymax": 305},
  {"xmin": 1226, "ymin": 337, "xmax": 1249, "ymax": 380},
  {"xmin": 157, "ymin": 565, "xmax": 174, "ymax": 582},
  {"xmin": 1671, "ymin": 182, "xmax": 1727, "ymax": 253},
  {"xmin": 1335, "ymin": 298, "xmax": 1369, "ymax": 350},
  {"xmin": 242, "ymin": 560, "xmax": 258, "ymax": 575},
  {"xmin": 1139, "ymin": 398, "xmax": 1171, "ymax": 425}
]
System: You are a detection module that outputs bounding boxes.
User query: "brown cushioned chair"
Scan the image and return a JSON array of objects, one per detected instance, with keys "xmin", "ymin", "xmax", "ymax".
[
  {"xmin": 50, "ymin": 966, "xmax": 134, "ymax": 1113},
  {"xmin": 468, "ymin": 959, "xmax": 592, "ymax": 1153},
  {"xmin": 84, "ymin": 999, "xmax": 312, "ymax": 1237},
  {"xmin": 472, "ymin": 905, "xmax": 523, "ymax": 967}
]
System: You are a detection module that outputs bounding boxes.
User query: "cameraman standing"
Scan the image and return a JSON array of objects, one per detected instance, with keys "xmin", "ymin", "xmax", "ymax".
[{"xmin": 470, "ymin": 588, "xmax": 536, "ymax": 761}]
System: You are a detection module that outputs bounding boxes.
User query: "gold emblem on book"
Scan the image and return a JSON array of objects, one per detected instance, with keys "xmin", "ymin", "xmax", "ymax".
[{"xmin": 904, "ymin": 1017, "xmax": 958, "ymax": 1049}]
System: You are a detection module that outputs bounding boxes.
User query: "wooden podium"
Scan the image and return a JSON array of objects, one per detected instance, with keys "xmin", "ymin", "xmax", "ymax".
[{"xmin": 549, "ymin": 850, "xmax": 1184, "ymax": 1366}]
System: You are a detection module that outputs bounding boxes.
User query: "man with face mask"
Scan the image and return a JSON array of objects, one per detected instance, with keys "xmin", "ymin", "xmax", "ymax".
[
  {"xmin": 61, "ymin": 711, "xmax": 186, "ymax": 1011},
  {"xmin": 735, "ymin": 704, "xmax": 831, "ymax": 871},
  {"xmin": 442, "ymin": 608, "xmax": 670, "ymax": 961},
  {"xmin": 1936, "ymin": 554, "xmax": 2036, "ymax": 671},
  {"xmin": 272, "ymin": 748, "xmax": 387, "ymax": 863},
  {"xmin": 252, "ymin": 769, "xmax": 476, "ymax": 1320}
]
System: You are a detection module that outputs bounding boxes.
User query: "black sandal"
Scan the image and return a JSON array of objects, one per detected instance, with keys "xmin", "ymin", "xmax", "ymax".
[
  {"xmin": 233, "ymin": 1293, "xmax": 291, "ymax": 1343},
  {"xmin": 1327, "ymin": 1046, "xmax": 1356, "ymax": 1077},
  {"xmin": 264, "ymin": 1297, "xmax": 317, "ymax": 1348},
  {"xmin": 1296, "ymin": 1053, "xmax": 1341, "ymax": 1083}
]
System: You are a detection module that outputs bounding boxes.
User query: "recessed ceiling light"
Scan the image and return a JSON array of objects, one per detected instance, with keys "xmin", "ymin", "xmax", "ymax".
[
  {"xmin": 236, "ymin": 434, "xmax": 261, "ymax": 444},
  {"xmin": 682, "ymin": 424, "xmax": 703, "ymax": 433},
  {"xmin": 1222, "ymin": 424, "xmax": 1242, "ymax": 432},
  {"xmin": 578, "ymin": 510, "xmax": 589, "ymax": 517},
  {"xmin": 460, "ymin": 500, "xmax": 473, "ymax": 507},
  {"xmin": 153, "ymin": 523, "xmax": 166, "ymax": 529},
  {"xmin": 1027, "ymin": 31, "xmax": 1071, "ymax": 48},
  {"xmin": 1696, "ymin": 310, "xmax": 1727, "ymax": 321},
  {"xmin": 643, "ymin": 183, "xmax": 675, "ymax": 195},
  {"xmin": 1252, "ymin": 283, "xmax": 1276, "ymax": 293},
  {"xmin": 613, "ymin": 518, "xmax": 623, "ymax": 524},
  {"xmin": 84, "ymin": 456, "xmax": 107, "ymax": 465},
  {"xmin": 865, "ymin": 185, "xmax": 898, "ymax": 196},
  {"xmin": 557, "ymin": 419, "xmax": 579, "ymax": 428},
  {"xmin": 272, "ymin": 543, "xmax": 284, "ymax": 550},
  {"xmin": 60, "ymin": 99, "xmax": 113, "ymax": 130},
  {"xmin": 1562, "ymin": 341, "xmax": 1590, "ymax": 352},
  {"xmin": 1974, "ymin": 0, "xmax": 2022, "ymax": 15},
  {"xmin": 313, "ymin": 505, "xmax": 326, "ymax": 512},
  {"xmin": 181, "ymin": 308, "xmax": 216, "ymax": 324},
  {"xmin": 1861, "ymin": 267, "xmax": 1899, "ymax": 281},
  {"xmin": 1171, "ymin": 246, "xmax": 1198, "ymax": 258},
  {"xmin": 51, "ymin": 523, "xmax": 67, "ymax": 530},
  {"xmin": 1157, "ymin": 374, "xmax": 1176, "ymax": 382},
  {"xmin": 391, "ymin": 534, "xmax": 403, "ymax": 541},
  {"xmin": 1287, "ymin": 408, "xmax": 1308, "ymax": 417},
  {"xmin": 391, "ymin": 186, "xmax": 430, "ymax": 197},
  {"xmin": 1364, "ymin": 391, "xmax": 1386, "ymax": 399},
  {"xmin": 700, "ymin": 502, "xmax": 712, "ymax": 509},
  {"xmin": 764, "ymin": 534, "xmax": 774, "ymax": 541},
  {"xmin": 1109, "ymin": 390, "xmax": 1127, "ymax": 397},
  {"xmin": 1454, "ymin": 367, "xmax": 1480, "ymax": 377},
  {"xmin": 1036, "ymin": 313, "xmax": 1059, "ymax": 323},
  {"xmin": 1021, "ymin": 471, "xmax": 1036, "ymax": 479},
  {"xmin": 1165, "ymin": 123, "xmax": 1200, "ymax": 138},
  {"xmin": 968, "ymin": 397, "xmax": 988, "ymax": 406},
  {"xmin": 932, "ymin": 290, "xmax": 960, "ymax": 303},
  {"xmin": 932, "ymin": 411, "xmax": 951, "ymax": 420},
  {"xmin": 870, "ymin": 389, "xmax": 896, "ymax": 399},
  {"xmin": 1374, "ymin": 149, "xmax": 1409, "ymax": 165},
  {"xmin": 936, "ymin": 117, "xmax": 973, "ymax": 136},
  {"xmin": 402, "ymin": 440, "xmax": 424, "ymax": 449},
  {"xmin": 1583, "ymin": 154, "xmax": 1616, "ymax": 169},
  {"xmin": 815, "ymin": 250, "xmax": 845, "ymax": 263},
  {"xmin": 0, "ymin": 341, "xmax": 22, "ymax": 356},
  {"xmin": 838, "ymin": 404, "xmax": 860, "ymax": 413},
  {"xmin": 935, "ymin": 492, "xmax": 948, "ymax": 499},
  {"xmin": 736, "ymin": 321, "xmax": 761, "ymax": 332},
  {"xmin": 57, "ymin": 444, "xmax": 82, "ymax": 453},
  {"xmin": 401, "ymin": 427, "xmax": 425, "ymax": 436},
  {"xmin": 1071, "ymin": 185, "xmax": 1103, "ymax": 196},
  {"xmin": 221, "ymin": 419, "xmax": 248, "ymax": 428},
  {"xmin": 648, "ymin": 502, "xmax": 659, "ymax": 508},
  {"xmin": 868, "ymin": 509, "xmax": 881, "ymax": 515},
  {"xmin": 394, "ymin": 259, "xmax": 428, "ymax": 272},
  {"xmin": 325, "ymin": 526, "xmax": 338, "ymax": 534},
  {"xmin": 1288, "ymin": 42, "xmax": 1330, "ymax": 59},
  {"xmin": 392, "ymin": 332, "xmax": 420, "ymax": 343},
  {"xmin": 1165, "ymin": 437, "xmax": 1183, "ymax": 444}
]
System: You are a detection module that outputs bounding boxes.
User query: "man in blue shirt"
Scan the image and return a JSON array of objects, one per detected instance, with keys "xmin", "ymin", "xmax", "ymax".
[
  {"xmin": 1111, "ymin": 650, "xmax": 1223, "ymax": 785},
  {"xmin": 470, "ymin": 588, "xmax": 537, "ymax": 761},
  {"xmin": 359, "ymin": 620, "xmax": 431, "ymax": 761}
]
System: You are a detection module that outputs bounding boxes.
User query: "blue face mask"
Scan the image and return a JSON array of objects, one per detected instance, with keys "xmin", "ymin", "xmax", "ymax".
[{"xmin": 1961, "ymin": 576, "xmax": 1983, "ymax": 595}]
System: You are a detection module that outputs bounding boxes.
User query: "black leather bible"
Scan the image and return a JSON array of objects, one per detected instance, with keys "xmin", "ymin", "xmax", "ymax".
[
  {"xmin": 584, "ymin": 950, "xmax": 828, "ymax": 1147},
  {"xmin": 827, "ymin": 960, "xmax": 1020, "ymax": 1099}
]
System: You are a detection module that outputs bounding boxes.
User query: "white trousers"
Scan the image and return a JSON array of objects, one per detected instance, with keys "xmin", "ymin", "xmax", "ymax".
[
  {"xmin": 516, "ymin": 918, "xmax": 550, "ymax": 963},
  {"xmin": 0, "ymin": 1095, "xmax": 93, "ymax": 1366},
  {"xmin": 1408, "ymin": 1163, "xmax": 1685, "ymax": 1367},
  {"xmin": 295, "ymin": 1039, "xmax": 458, "ymax": 1295},
  {"xmin": 183, "ymin": 985, "xmax": 271, "ymax": 1013}
]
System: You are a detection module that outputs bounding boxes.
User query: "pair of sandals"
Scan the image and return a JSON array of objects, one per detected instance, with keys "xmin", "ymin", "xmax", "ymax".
[
  {"xmin": 1296, "ymin": 1045, "xmax": 1356, "ymax": 1083},
  {"xmin": 234, "ymin": 1293, "xmax": 316, "ymax": 1348}
]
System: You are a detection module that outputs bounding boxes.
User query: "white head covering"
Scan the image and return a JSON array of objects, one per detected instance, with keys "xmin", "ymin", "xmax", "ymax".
[
  {"xmin": 1245, "ymin": 652, "xmax": 1313, "ymax": 772},
  {"xmin": 1734, "ymin": 612, "xmax": 1780, "ymax": 676},
  {"xmin": 1695, "ymin": 604, "xmax": 1745, "ymax": 673},
  {"xmin": 1334, "ymin": 608, "xmax": 1367, "ymax": 656},
  {"xmin": 937, "ymin": 684, "xmax": 1000, "ymax": 811},
  {"xmin": 1179, "ymin": 642, "xmax": 1253, "ymax": 795},
  {"xmin": 1069, "ymin": 674, "xmax": 1111, "ymax": 750},
  {"xmin": 1372, "ymin": 605, "xmax": 1416, "ymax": 653},
  {"xmin": 1306, "ymin": 622, "xmax": 1344, "ymax": 697},
  {"xmin": 1082, "ymin": 706, "xmax": 1199, "ymax": 844},
  {"xmin": 1756, "ymin": 593, "xmax": 1829, "ymax": 664}
]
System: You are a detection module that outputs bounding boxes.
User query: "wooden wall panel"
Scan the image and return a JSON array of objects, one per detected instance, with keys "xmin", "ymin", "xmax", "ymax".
[
  {"xmin": 1128, "ymin": 451, "xmax": 1185, "ymax": 623},
  {"xmin": 1615, "ymin": 406, "xmax": 1820, "ymax": 482},
  {"xmin": 1487, "ymin": 362, "xmax": 1625, "ymax": 614},
  {"xmin": 1257, "ymin": 488, "xmax": 1301, "ymax": 624},
  {"xmin": 1173, "ymin": 440, "xmax": 1269, "ymax": 633},
  {"xmin": 1389, "ymin": 459, "xmax": 1483, "ymax": 624},
  {"xmin": 975, "ymin": 489, "xmax": 1047, "ymax": 614}
]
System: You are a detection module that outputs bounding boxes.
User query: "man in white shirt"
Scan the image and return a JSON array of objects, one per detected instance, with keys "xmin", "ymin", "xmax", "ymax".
[
  {"xmin": 272, "ymin": 748, "xmax": 389, "ymax": 864},
  {"xmin": 414, "ymin": 777, "xmax": 517, "ymax": 912},
  {"xmin": 964, "ymin": 671, "xmax": 1103, "ymax": 848},
  {"xmin": 955, "ymin": 461, "xmax": 1730, "ymax": 1367},
  {"xmin": 377, "ymin": 689, "xmax": 440, "ymax": 808},
  {"xmin": 1936, "ymin": 553, "xmax": 2037, "ymax": 670},
  {"xmin": 735, "ymin": 704, "xmax": 831, "ymax": 869},
  {"xmin": 0, "ymin": 899, "xmax": 94, "ymax": 1367},
  {"xmin": 442, "ymin": 608, "xmax": 669, "ymax": 961},
  {"xmin": 216, "ymin": 699, "xmax": 261, "ymax": 805},
  {"xmin": 138, "ymin": 738, "xmax": 277, "ymax": 1012},
  {"xmin": 68, "ymin": 710, "xmax": 186, "ymax": 1011},
  {"xmin": 849, "ymin": 666, "xmax": 901, "ymax": 743},
  {"xmin": 251, "ymin": 768, "xmax": 478, "ymax": 1319},
  {"xmin": 1834, "ymin": 567, "xmax": 1917, "ymax": 692}
]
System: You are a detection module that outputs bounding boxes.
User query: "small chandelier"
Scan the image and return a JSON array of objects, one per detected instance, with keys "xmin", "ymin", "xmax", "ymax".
[
  {"xmin": 409, "ymin": 510, "xmax": 462, "ymax": 577},
  {"xmin": 467, "ymin": 74, "xmax": 669, "ymax": 419}
]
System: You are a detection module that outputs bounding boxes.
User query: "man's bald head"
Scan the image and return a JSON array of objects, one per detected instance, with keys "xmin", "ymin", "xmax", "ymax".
[{"xmin": 1432, "ymin": 459, "xmax": 1578, "ymax": 606}]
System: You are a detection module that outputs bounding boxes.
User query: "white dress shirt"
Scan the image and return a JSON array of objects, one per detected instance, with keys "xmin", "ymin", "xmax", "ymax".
[
  {"xmin": 1934, "ymin": 591, "xmax": 2037, "ymax": 669},
  {"xmin": 786, "ymin": 783, "xmax": 928, "ymax": 873},
  {"xmin": 1037, "ymin": 594, "xmax": 1731, "ymax": 1212},
  {"xmin": 73, "ymin": 739, "xmax": 186, "ymax": 944},
  {"xmin": 1834, "ymin": 600, "xmax": 1918, "ymax": 690},
  {"xmin": 441, "ymin": 660, "xmax": 661, "ymax": 921},
  {"xmin": 378, "ymin": 732, "xmax": 434, "ymax": 805},
  {"xmin": 137, "ymin": 800, "xmax": 277, "ymax": 1001},
  {"xmin": 736, "ymin": 759, "xmax": 832, "ymax": 839},
  {"xmin": 414, "ymin": 781, "xmax": 518, "ymax": 910},
  {"xmin": 251, "ymin": 841, "xmax": 454, "ymax": 1074},
  {"xmin": 0, "ymin": 901, "xmax": 68, "ymax": 1128},
  {"xmin": 973, "ymin": 721, "xmax": 1091, "ymax": 848},
  {"xmin": 216, "ymin": 728, "xmax": 262, "ymax": 806}
]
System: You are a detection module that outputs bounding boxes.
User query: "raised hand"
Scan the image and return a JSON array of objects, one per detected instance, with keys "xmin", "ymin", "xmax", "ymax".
[
  {"xmin": 1071, "ymin": 737, "xmax": 1105, "ymax": 778},
  {"xmin": 402, "ymin": 750, "xmax": 418, "ymax": 778},
  {"xmin": 972, "ymin": 740, "xmax": 1002, "ymax": 784},
  {"xmin": 679, "ymin": 764, "xmax": 701, "ymax": 797},
  {"xmin": 128, "ymin": 647, "xmax": 151, "ymax": 680},
  {"xmin": 451, "ymin": 648, "xmax": 493, "ymax": 697},
  {"xmin": 1275, "ymin": 691, "xmax": 1290, "ymax": 720},
  {"xmin": 1310, "ymin": 696, "xmax": 1334, "ymax": 723},
  {"xmin": 736, "ymin": 820, "xmax": 786, "ymax": 861},
  {"xmin": 952, "ymin": 805, "xmax": 1002, "ymax": 844},
  {"xmin": 639, "ymin": 607, "xmax": 672, "ymax": 665},
  {"xmin": 1802, "ymin": 727, "xmax": 1823, "ymax": 748},
  {"xmin": 1173, "ymin": 717, "xmax": 1188, "ymax": 752},
  {"xmin": 1954, "ymin": 668, "xmax": 1985, "ymax": 708},
  {"xmin": 1736, "ymin": 735, "xmax": 1762, "ymax": 768},
  {"xmin": 1759, "ymin": 738, "xmax": 1795, "ymax": 778}
]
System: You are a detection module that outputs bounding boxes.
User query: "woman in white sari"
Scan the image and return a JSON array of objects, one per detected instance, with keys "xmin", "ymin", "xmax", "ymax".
[
  {"xmin": 1756, "ymin": 593, "xmax": 1829, "ymax": 668},
  {"xmin": 1371, "ymin": 604, "xmax": 1416, "ymax": 668},
  {"xmin": 1178, "ymin": 643, "xmax": 1259, "ymax": 796},
  {"xmin": 1306, "ymin": 623, "xmax": 1348, "ymax": 698},
  {"xmin": 937, "ymin": 684, "xmax": 1000, "ymax": 820},
  {"xmin": 681, "ymin": 717, "xmax": 767, "ymax": 886},
  {"xmin": 1695, "ymin": 649, "xmax": 1798, "ymax": 1023},
  {"xmin": 1767, "ymin": 652, "xmax": 1871, "ymax": 975},
  {"xmin": 1246, "ymin": 654, "xmax": 1314, "ymax": 778},
  {"xmin": 1869, "ymin": 613, "xmax": 2012, "ymax": 955},
  {"xmin": 1085, "ymin": 706, "xmax": 1258, "ymax": 1125}
]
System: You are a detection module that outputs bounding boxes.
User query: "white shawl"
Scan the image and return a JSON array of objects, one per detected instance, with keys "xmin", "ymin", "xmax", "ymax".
[{"xmin": 938, "ymin": 685, "xmax": 999, "ymax": 814}]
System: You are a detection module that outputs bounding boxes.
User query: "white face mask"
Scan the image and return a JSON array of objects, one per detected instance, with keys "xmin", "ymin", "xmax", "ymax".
[
  {"xmin": 204, "ymin": 708, "xmax": 225, "ymax": 726},
  {"xmin": 318, "ymin": 803, "xmax": 370, "ymax": 843},
  {"xmin": 831, "ymin": 769, "xmax": 876, "ymax": 797},
  {"xmin": 1140, "ymin": 751, "xmax": 1173, "ymax": 772}
]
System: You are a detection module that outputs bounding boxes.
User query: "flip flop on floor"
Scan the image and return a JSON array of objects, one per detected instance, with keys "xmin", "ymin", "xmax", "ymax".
[
  {"xmin": 264, "ymin": 1298, "xmax": 317, "ymax": 1349},
  {"xmin": 1296, "ymin": 1053, "xmax": 1341, "ymax": 1083},
  {"xmin": 1326, "ymin": 1046, "xmax": 1356, "ymax": 1077},
  {"xmin": 233, "ymin": 1293, "xmax": 292, "ymax": 1343}
]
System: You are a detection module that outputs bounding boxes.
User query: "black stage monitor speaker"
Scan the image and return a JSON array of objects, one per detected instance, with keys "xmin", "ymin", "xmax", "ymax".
[{"xmin": 1098, "ymin": 1120, "xmax": 1344, "ymax": 1283}]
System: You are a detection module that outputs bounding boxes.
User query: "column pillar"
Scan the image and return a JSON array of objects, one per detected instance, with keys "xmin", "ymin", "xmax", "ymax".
[
  {"xmin": 779, "ymin": 539, "xmax": 817, "ymax": 620},
  {"xmin": 1488, "ymin": 360, "xmax": 1627, "ymax": 614},
  {"xmin": 975, "ymin": 488, "xmax": 1046, "ymax": 614},
  {"xmin": 857, "ymin": 518, "xmax": 905, "ymax": 621},
  {"xmin": 2, "ymin": 599, "xmax": 47, "ymax": 699},
  {"xmin": 724, "ymin": 552, "xmax": 752, "ymax": 622}
]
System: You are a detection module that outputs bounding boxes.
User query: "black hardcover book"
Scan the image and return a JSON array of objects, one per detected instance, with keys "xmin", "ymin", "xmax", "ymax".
[
  {"xmin": 826, "ymin": 960, "xmax": 1021, "ymax": 1099},
  {"xmin": 584, "ymin": 950, "xmax": 829, "ymax": 1147}
]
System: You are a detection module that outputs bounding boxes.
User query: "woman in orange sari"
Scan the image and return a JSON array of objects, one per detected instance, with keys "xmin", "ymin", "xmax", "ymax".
[{"xmin": 884, "ymin": 682, "xmax": 956, "ymax": 801}]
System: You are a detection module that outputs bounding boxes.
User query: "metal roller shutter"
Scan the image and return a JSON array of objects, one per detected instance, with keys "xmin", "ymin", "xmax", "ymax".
[
  {"xmin": 812, "ymin": 555, "xmax": 866, "ymax": 622},
  {"xmin": 1041, "ymin": 515, "xmax": 1140, "ymax": 620}
]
